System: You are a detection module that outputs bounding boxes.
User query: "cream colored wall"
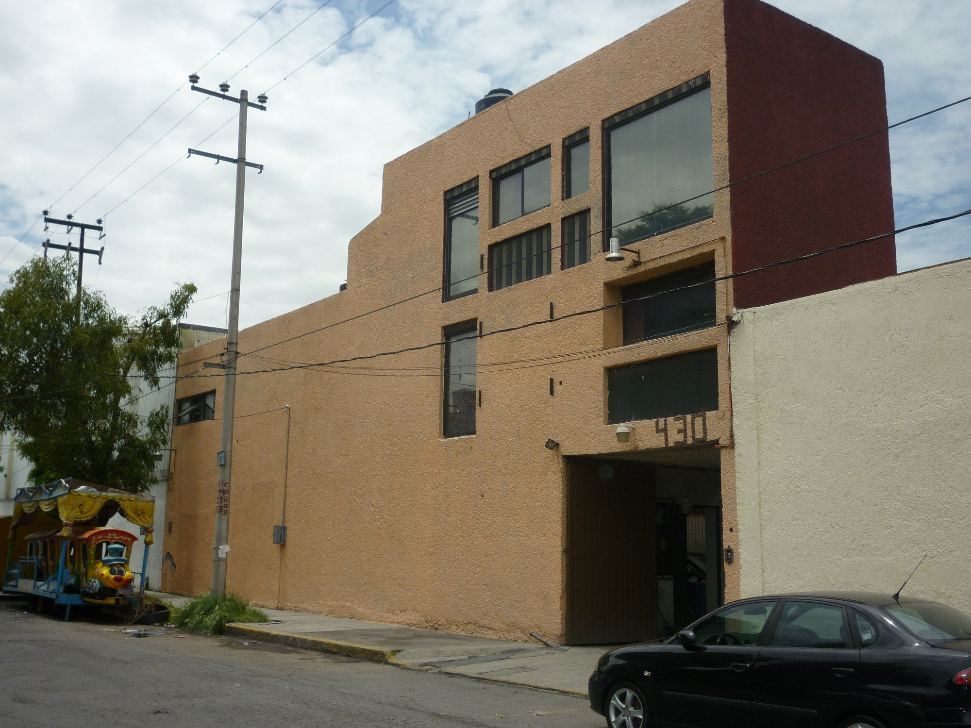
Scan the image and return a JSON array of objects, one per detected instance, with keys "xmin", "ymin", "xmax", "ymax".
[
  {"xmin": 165, "ymin": 0, "xmax": 738, "ymax": 640},
  {"xmin": 731, "ymin": 257, "xmax": 971, "ymax": 613}
]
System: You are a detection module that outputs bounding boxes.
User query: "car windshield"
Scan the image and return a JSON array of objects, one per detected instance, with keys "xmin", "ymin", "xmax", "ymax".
[{"xmin": 885, "ymin": 602, "xmax": 971, "ymax": 643}]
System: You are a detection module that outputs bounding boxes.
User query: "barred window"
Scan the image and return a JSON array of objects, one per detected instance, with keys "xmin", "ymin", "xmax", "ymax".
[
  {"xmin": 490, "ymin": 225, "xmax": 552, "ymax": 291},
  {"xmin": 562, "ymin": 210, "xmax": 591, "ymax": 269}
]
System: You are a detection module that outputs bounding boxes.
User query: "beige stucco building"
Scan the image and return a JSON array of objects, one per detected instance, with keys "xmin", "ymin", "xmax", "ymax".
[
  {"xmin": 731, "ymin": 256, "xmax": 971, "ymax": 616},
  {"xmin": 163, "ymin": 0, "xmax": 897, "ymax": 644}
]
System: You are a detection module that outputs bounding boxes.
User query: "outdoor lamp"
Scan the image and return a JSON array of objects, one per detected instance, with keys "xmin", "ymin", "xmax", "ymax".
[
  {"xmin": 605, "ymin": 237, "xmax": 625, "ymax": 262},
  {"xmin": 615, "ymin": 423, "xmax": 635, "ymax": 443}
]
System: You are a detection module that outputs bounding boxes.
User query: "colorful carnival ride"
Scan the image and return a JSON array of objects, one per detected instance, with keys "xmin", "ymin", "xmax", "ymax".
[{"xmin": 2, "ymin": 478, "xmax": 155, "ymax": 620}]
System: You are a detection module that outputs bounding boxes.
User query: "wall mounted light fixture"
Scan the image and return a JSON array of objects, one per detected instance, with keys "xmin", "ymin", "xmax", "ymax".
[
  {"xmin": 615, "ymin": 423, "xmax": 635, "ymax": 443},
  {"xmin": 605, "ymin": 236, "xmax": 642, "ymax": 264}
]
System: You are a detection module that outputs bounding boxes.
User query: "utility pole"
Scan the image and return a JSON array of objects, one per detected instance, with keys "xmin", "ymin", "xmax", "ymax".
[
  {"xmin": 187, "ymin": 74, "xmax": 267, "ymax": 599},
  {"xmin": 41, "ymin": 212, "xmax": 105, "ymax": 299}
]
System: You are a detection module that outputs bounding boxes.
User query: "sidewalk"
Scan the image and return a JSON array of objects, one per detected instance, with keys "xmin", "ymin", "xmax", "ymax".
[{"xmin": 150, "ymin": 592, "xmax": 604, "ymax": 696}]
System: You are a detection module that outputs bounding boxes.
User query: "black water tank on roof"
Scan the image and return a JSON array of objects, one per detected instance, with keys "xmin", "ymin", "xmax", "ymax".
[{"xmin": 475, "ymin": 88, "xmax": 513, "ymax": 114}]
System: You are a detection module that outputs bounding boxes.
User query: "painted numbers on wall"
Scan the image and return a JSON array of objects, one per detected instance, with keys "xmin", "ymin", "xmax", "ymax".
[
  {"xmin": 216, "ymin": 481, "xmax": 230, "ymax": 516},
  {"xmin": 655, "ymin": 412, "xmax": 708, "ymax": 447}
]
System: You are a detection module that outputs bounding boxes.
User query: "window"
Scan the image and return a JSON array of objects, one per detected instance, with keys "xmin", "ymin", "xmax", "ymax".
[
  {"xmin": 445, "ymin": 179, "xmax": 479, "ymax": 301},
  {"xmin": 563, "ymin": 129, "xmax": 590, "ymax": 199},
  {"xmin": 176, "ymin": 391, "xmax": 216, "ymax": 425},
  {"xmin": 769, "ymin": 602, "xmax": 850, "ymax": 649},
  {"xmin": 885, "ymin": 602, "xmax": 971, "ymax": 644},
  {"xmin": 607, "ymin": 349, "xmax": 718, "ymax": 424},
  {"xmin": 490, "ymin": 225, "xmax": 551, "ymax": 291},
  {"xmin": 562, "ymin": 210, "xmax": 590, "ymax": 270},
  {"xmin": 605, "ymin": 74, "xmax": 713, "ymax": 245},
  {"xmin": 693, "ymin": 600, "xmax": 778, "ymax": 646},
  {"xmin": 443, "ymin": 321, "xmax": 477, "ymax": 438},
  {"xmin": 622, "ymin": 261, "xmax": 716, "ymax": 344},
  {"xmin": 492, "ymin": 147, "xmax": 551, "ymax": 226},
  {"xmin": 853, "ymin": 611, "xmax": 879, "ymax": 647}
]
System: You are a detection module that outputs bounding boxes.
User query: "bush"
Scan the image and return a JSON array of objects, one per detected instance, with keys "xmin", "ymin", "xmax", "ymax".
[{"xmin": 172, "ymin": 593, "xmax": 269, "ymax": 634}]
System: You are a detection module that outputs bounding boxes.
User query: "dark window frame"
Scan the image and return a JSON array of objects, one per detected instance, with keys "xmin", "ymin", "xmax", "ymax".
[
  {"xmin": 490, "ymin": 146, "xmax": 552, "ymax": 227},
  {"xmin": 561, "ymin": 209, "xmax": 591, "ymax": 270},
  {"xmin": 443, "ymin": 178, "xmax": 480, "ymax": 302},
  {"xmin": 443, "ymin": 320, "xmax": 478, "ymax": 438},
  {"xmin": 621, "ymin": 260, "xmax": 717, "ymax": 344},
  {"xmin": 606, "ymin": 348, "xmax": 719, "ymax": 424},
  {"xmin": 175, "ymin": 391, "xmax": 216, "ymax": 426},
  {"xmin": 602, "ymin": 72, "xmax": 712, "ymax": 250},
  {"xmin": 489, "ymin": 224, "xmax": 552, "ymax": 292},
  {"xmin": 563, "ymin": 128, "xmax": 590, "ymax": 200}
]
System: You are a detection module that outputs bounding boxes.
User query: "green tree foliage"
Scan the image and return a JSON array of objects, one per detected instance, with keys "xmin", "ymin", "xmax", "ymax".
[{"xmin": 0, "ymin": 257, "xmax": 196, "ymax": 492}]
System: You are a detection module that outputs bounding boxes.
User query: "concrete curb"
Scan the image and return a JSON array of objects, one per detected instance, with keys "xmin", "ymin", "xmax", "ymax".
[
  {"xmin": 223, "ymin": 623, "xmax": 590, "ymax": 698},
  {"xmin": 224, "ymin": 624, "xmax": 397, "ymax": 663}
]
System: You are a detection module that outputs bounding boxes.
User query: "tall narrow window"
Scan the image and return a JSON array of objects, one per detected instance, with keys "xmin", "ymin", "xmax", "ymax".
[
  {"xmin": 490, "ymin": 225, "xmax": 552, "ymax": 291},
  {"xmin": 621, "ymin": 261, "xmax": 716, "ymax": 344},
  {"xmin": 563, "ymin": 129, "xmax": 590, "ymax": 199},
  {"xmin": 443, "ymin": 321, "xmax": 477, "ymax": 438},
  {"xmin": 445, "ymin": 180, "xmax": 479, "ymax": 301},
  {"xmin": 605, "ymin": 74, "xmax": 713, "ymax": 245},
  {"xmin": 562, "ymin": 210, "xmax": 590, "ymax": 269},
  {"xmin": 492, "ymin": 147, "xmax": 552, "ymax": 226}
]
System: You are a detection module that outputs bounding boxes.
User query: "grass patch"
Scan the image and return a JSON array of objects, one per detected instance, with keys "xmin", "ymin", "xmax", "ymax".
[{"xmin": 172, "ymin": 593, "xmax": 269, "ymax": 635}]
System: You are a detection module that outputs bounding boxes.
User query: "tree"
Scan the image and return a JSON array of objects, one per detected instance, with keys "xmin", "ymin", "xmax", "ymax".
[{"xmin": 0, "ymin": 256, "xmax": 196, "ymax": 492}]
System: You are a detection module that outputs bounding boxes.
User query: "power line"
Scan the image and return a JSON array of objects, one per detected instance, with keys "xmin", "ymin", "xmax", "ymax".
[
  {"xmin": 174, "ymin": 207, "xmax": 971, "ymax": 380},
  {"xmin": 232, "ymin": 92, "xmax": 971, "ymax": 364},
  {"xmin": 197, "ymin": 0, "xmax": 287, "ymax": 75},
  {"xmin": 225, "ymin": 0, "xmax": 337, "ymax": 84}
]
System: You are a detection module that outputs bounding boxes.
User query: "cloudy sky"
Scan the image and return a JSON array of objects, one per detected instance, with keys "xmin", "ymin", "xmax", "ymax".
[{"xmin": 1, "ymin": 0, "xmax": 968, "ymax": 330}]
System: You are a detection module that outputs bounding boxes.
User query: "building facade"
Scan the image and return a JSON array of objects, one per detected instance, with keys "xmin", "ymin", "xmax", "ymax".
[
  {"xmin": 731, "ymin": 256, "xmax": 971, "ymax": 616},
  {"xmin": 164, "ymin": 0, "xmax": 895, "ymax": 644}
]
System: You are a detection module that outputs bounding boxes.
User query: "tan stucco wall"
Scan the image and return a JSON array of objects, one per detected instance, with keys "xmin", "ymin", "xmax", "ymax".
[
  {"xmin": 731, "ymin": 257, "xmax": 971, "ymax": 613},
  {"xmin": 164, "ymin": 0, "xmax": 737, "ymax": 641}
]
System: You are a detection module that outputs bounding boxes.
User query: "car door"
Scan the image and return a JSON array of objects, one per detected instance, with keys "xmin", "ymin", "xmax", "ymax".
[
  {"xmin": 652, "ymin": 599, "xmax": 779, "ymax": 728},
  {"xmin": 748, "ymin": 600, "xmax": 861, "ymax": 728}
]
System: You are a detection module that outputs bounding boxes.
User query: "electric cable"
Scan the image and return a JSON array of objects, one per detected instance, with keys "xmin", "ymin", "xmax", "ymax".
[{"xmin": 229, "ymin": 93, "xmax": 971, "ymax": 363}]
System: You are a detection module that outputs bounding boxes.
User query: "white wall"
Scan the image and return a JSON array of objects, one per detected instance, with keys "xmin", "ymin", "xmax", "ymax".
[
  {"xmin": 731, "ymin": 257, "xmax": 971, "ymax": 613},
  {"xmin": 0, "ymin": 431, "xmax": 31, "ymax": 518}
]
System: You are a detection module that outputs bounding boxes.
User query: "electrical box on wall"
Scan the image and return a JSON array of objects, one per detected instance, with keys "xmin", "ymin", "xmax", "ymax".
[{"xmin": 272, "ymin": 525, "xmax": 287, "ymax": 545}]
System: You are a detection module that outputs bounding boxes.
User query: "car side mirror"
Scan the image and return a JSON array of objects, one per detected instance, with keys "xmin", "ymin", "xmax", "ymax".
[{"xmin": 677, "ymin": 629, "xmax": 697, "ymax": 647}]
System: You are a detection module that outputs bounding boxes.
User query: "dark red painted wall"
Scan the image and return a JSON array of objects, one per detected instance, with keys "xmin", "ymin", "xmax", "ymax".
[{"xmin": 724, "ymin": 0, "xmax": 896, "ymax": 309}]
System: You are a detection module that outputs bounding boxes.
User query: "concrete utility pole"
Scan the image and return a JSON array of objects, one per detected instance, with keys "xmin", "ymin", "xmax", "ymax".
[
  {"xmin": 41, "ymin": 213, "xmax": 105, "ymax": 299},
  {"xmin": 187, "ymin": 74, "xmax": 267, "ymax": 598}
]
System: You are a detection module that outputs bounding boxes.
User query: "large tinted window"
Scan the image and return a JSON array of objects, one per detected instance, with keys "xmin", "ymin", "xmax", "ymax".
[
  {"xmin": 176, "ymin": 391, "xmax": 216, "ymax": 425},
  {"xmin": 490, "ymin": 225, "xmax": 551, "ymax": 291},
  {"xmin": 694, "ymin": 600, "xmax": 777, "ymax": 646},
  {"xmin": 443, "ymin": 321, "xmax": 477, "ymax": 438},
  {"xmin": 770, "ymin": 602, "xmax": 850, "ymax": 649},
  {"xmin": 622, "ymin": 261, "xmax": 716, "ymax": 344},
  {"xmin": 886, "ymin": 602, "xmax": 971, "ymax": 643},
  {"xmin": 607, "ymin": 77, "xmax": 713, "ymax": 245},
  {"xmin": 492, "ymin": 148, "xmax": 551, "ymax": 226},
  {"xmin": 607, "ymin": 349, "xmax": 718, "ymax": 424},
  {"xmin": 445, "ymin": 181, "xmax": 479, "ymax": 301}
]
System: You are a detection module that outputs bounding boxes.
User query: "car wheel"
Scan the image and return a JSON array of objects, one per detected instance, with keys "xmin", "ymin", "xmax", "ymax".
[
  {"xmin": 838, "ymin": 717, "xmax": 886, "ymax": 728},
  {"xmin": 605, "ymin": 682, "xmax": 650, "ymax": 728}
]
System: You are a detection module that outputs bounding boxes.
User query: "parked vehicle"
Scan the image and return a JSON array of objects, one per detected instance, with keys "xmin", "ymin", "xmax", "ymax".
[{"xmin": 588, "ymin": 592, "xmax": 971, "ymax": 728}]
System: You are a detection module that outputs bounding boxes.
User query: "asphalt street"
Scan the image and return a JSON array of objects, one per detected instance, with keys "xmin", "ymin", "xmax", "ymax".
[{"xmin": 0, "ymin": 597, "xmax": 601, "ymax": 728}]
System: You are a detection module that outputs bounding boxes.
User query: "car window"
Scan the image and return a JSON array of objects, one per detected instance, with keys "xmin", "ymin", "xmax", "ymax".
[
  {"xmin": 853, "ymin": 611, "xmax": 878, "ymax": 647},
  {"xmin": 694, "ymin": 600, "xmax": 777, "ymax": 646},
  {"xmin": 885, "ymin": 602, "xmax": 971, "ymax": 643},
  {"xmin": 770, "ymin": 602, "xmax": 849, "ymax": 649}
]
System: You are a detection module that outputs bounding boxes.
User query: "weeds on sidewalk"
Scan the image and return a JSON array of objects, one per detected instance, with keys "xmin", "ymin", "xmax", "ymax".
[{"xmin": 172, "ymin": 593, "xmax": 268, "ymax": 635}]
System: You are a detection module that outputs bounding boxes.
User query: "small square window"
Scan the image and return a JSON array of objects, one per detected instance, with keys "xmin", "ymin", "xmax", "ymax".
[
  {"xmin": 563, "ymin": 129, "xmax": 590, "ymax": 199},
  {"xmin": 491, "ymin": 147, "xmax": 551, "ymax": 226},
  {"xmin": 490, "ymin": 225, "xmax": 552, "ymax": 291},
  {"xmin": 175, "ymin": 391, "xmax": 216, "ymax": 426}
]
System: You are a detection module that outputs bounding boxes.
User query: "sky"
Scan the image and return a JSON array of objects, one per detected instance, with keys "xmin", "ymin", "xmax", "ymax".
[{"xmin": 1, "ymin": 0, "xmax": 969, "ymax": 331}]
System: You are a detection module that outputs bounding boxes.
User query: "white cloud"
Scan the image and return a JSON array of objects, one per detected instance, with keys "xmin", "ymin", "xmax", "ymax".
[{"xmin": 1, "ymin": 0, "xmax": 968, "ymax": 330}]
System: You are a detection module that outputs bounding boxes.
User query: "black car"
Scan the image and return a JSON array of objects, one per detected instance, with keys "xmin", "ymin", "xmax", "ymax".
[{"xmin": 588, "ymin": 592, "xmax": 971, "ymax": 728}]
